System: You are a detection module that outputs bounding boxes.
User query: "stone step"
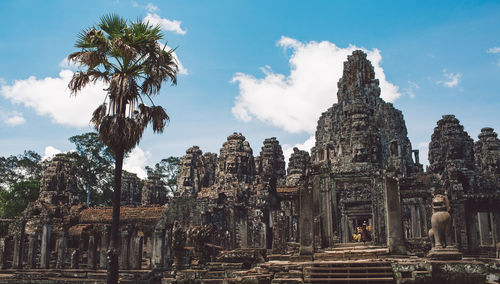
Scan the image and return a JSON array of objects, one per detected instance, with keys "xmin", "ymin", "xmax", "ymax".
[
  {"xmin": 305, "ymin": 266, "xmax": 392, "ymax": 271},
  {"xmin": 206, "ymin": 270, "xmax": 226, "ymax": 279},
  {"xmin": 271, "ymin": 278, "xmax": 304, "ymax": 284},
  {"xmin": 305, "ymin": 277, "xmax": 394, "ymax": 283},
  {"xmin": 306, "ymin": 272, "xmax": 393, "ymax": 277},
  {"xmin": 268, "ymin": 254, "xmax": 292, "ymax": 261}
]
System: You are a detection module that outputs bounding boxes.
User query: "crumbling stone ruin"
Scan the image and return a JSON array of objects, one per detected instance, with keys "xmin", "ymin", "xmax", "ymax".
[{"xmin": 1, "ymin": 50, "xmax": 499, "ymax": 283}]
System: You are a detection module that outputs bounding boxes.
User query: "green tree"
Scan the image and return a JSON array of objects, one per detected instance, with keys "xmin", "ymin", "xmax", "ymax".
[
  {"xmin": 0, "ymin": 180, "xmax": 40, "ymax": 218},
  {"xmin": 67, "ymin": 14, "xmax": 178, "ymax": 283},
  {"xmin": 146, "ymin": 156, "xmax": 181, "ymax": 195},
  {"xmin": 67, "ymin": 132, "xmax": 115, "ymax": 206},
  {"xmin": 0, "ymin": 150, "xmax": 43, "ymax": 188}
]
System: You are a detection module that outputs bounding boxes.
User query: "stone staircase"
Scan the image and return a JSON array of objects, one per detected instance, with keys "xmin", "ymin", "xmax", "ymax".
[
  {"xmin": 314, "ymin": 243, "xmax": 390, "ymax": 261},
  {"xmin": 303, "ymin": 261, "xmax": 394, "ymax": 283}
]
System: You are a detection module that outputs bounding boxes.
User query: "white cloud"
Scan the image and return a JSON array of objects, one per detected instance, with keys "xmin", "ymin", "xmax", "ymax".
[
  {"xmin": 42, "ymin": 146, "xmax": 62, "ymax": 161},
  {"xmin": 404, "ymin": 81, "xmax": 419, "ymax": 99},
  {"xmin": 437, "ymin": 69, "xmax": 461, "ymax": 88},
  {"xmin": 132, "ymin": 1, "xmax": 139, "ymax": 7},
  {"xmin": 487, "ymin": 47, "xmax": 500, "ymax": 54},
  {"xmin": 282, "ymin": 135, "xmax": 316, "ymax": 166},
  {"xmin": 123, "ymin": 146, "xmax": 151, "ymax": 179},
  {"xmin": 0, "ymin": 69, "xmax": 107, "ymax": 128},
  {"xmin": 231, "ymin": 36, "xmax": 401, "ymax": 134},
  {"xmin": 3, "ymin": 111, "xmax": 25, "ymax": 126},
  {"xmin": 145, "ymin": 3, "xmax": 158, "ymax": 12},
  {"xmin": 144, "ymin": 13, "xmax": 187, "ymax": 35}
]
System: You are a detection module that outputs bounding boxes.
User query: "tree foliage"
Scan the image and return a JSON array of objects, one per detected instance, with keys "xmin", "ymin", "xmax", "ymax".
[
  {"xmin": 67, "ymin": 132, "xmax": 115, "ymax": 206},
  {"xmin": 146, "ymin": 156, "xmax": 181, "ymax": 195}
]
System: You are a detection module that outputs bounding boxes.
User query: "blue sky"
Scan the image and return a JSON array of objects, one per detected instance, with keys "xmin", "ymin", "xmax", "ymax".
[{"xmin": 1, "ymin": 0, "xmax": 500, "ymax": 177}]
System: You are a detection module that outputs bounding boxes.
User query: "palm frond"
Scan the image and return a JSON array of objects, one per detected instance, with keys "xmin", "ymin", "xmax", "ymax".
[
  {"xmin": 68, "ymin": 71, "xmax": 91, "ymax": 94},
  {"xmin": 98, "ymin": 14, "xmax": 127, "ymax": 39}
]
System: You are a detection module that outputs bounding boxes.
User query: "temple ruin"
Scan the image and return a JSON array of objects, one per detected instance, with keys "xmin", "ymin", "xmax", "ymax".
[{"xmin": 0, "ymin": 50, "xmax": 499, "ymax": 283}]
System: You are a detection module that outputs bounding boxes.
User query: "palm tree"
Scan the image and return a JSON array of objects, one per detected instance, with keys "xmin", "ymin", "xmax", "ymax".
[{"xmin": 67, "ymin": 14, "xmax": 178, "ymax": 283}]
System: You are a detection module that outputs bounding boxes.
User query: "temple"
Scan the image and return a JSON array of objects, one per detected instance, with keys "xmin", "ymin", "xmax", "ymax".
[{"xmin": 1, "ymin": 50, "xmax": 499, "ymax": 283}]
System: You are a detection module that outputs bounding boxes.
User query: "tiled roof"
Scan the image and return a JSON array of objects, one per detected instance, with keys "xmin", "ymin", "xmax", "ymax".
[{"xmin": 79, "ymin": 205, "xmax": 166, "ymax": 224}]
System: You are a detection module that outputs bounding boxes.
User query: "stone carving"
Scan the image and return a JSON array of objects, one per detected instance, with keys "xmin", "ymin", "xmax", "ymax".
[
  {"xmin": 188, "ymin": 224, "xmax": 217, "ymax": 264},
  {"xmin": 216, "ymin": 132, "xmax": 255, "ymax": 185},
  {"xmin": 427, "ymin": 194, "xmax": 462, "ymax": 260},
  {"xmin": 312, "ymin": 50, "xmax": 419, "ymax": 175},
  {"xmin": 428, "ymin": 194, "xmax": 452, "ymax": 248}
]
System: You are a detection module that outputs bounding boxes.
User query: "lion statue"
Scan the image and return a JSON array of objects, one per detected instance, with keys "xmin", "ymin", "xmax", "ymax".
[{"xmin": 428, "ymin": 194, "xmax": 453, "ymax": 248}]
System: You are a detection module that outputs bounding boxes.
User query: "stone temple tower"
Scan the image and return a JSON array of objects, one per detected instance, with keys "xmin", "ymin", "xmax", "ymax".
[{"xmin": 302, "ymin": 50, "xmax": 414, "ymax": 253}]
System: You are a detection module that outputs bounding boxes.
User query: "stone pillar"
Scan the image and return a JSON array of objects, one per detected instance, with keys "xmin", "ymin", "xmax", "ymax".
[
  {"xmin": 299, "ymin": 180, "xmax": 314, "ymax": 256},
  {"xmin": 56, "ymin": 231, "xmax": 67, "ymax": 268},
  {"xmin": 70, "ymin": 249, "xmax": 79, "ymax": 268},
  {"xmin": 27, "ymin": 235, "xmax": 38, "ymax": 268},
  {"xmin": 162, "ymin": 227, "xmax": 172, "ymax": 268},
  {"xmin": 0, "ymin": 238, "xmax": 7, "ymax": 269},
  {"xmin": 119, "ymin": 230, "xmax": 130, "ymax": 269},
  {"xmin": 88, "ymin": 235, "xmax": 97, "ymax": 269},
  {"xmin": 151, "ymin": 228, "xmax": 164, "ymax": 268},
  {"xmin": 384, "ymin": 176, "xmax": 406, "ymax": 254},
  {"xmin": 129, "ymin": 233, "xmax": 143, "ymax": 269},
  {"xmin": 40, "ymin": 224, "xmax": 51, "ymax": 268},
  {"xmin": 12, "ymin": 222, "xmax": 26, "ymax": 269},
  {"xmin": 99, "ymin": 228, "xmax": 109, "ymax": 269}
]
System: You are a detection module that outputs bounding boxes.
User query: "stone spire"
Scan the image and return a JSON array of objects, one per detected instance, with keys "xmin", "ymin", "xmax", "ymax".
[
  {"xmin": 428, "ymin": 115, "xmax": 474, "ymax": 174},
  {"xmin": 256, "ymin": 137, "xmax": 286, "ymax": 188},
  {"xmin": 474, "ymin": 127, "xmax": 500, "ymax": 184},
  {"xmin": 285, "ymin": 147, "xmax": 311, "ymax": 187},
  {"xmin": 38, "ymin": 153, "xmax": 78, "ymax": 205},
  {"xmin": 337, "ymin": 50, "xmax": 380, "ymax": 105},
  {"xmin": 312, "ymin": 50, "xmax": 417, "ymax": 175},
  {"xmin": 177, "ymin": 146, "xmax": 205, "ymax": 197},
  {"xmin": 215, "ymin": 132, "xmax": 255, "ymax": 185}
]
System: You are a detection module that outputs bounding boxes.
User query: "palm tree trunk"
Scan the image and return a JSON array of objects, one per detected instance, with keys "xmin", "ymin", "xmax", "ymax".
[{"xmin": 107, "ymin": 149, "xmax": 124, "ymax": 284}]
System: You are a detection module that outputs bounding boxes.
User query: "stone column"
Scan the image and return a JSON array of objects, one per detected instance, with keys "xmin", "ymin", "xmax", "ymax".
[
  {"xmin": 384, "ymin": 176, "xmax": 406, "ymax": 254},
  {"xmin": 162, "ymin": 227, "xmax": 172, "ymax": 268},
  {"xmin": 27, "ymin": 235, "xmax": 38, "ymax": 268},
  {"xmin": 299, "ymin": 179, "xmax": 314, "ymax": 256},
  {"xmin": 0, "ymin": 238, "xmax": 6, "ymax": 269},
  {"xmin": 70, "ymin": 249, "xmax": 79, "ymax": 268},
  {"xmin": 119, "ymin": 230, "xmax": 130, "ymax": 269},
  {"xmin": 56, "ymin": 231, "xmax": 67, "ymax": 268},
  {"xmin": 99, "ymin": 228, "xmax": 109, "ymax": 269},
  {"xmin": 151, "ymin": 228, "xmax": 164, "ymax": 268},
  {"xmin": 88, "ymin": 235, "xmax": 97, "ymax": 269},
  {"xmin": 12, "ymin": 222, "xmax": 26, "ymax": 269},
  {"xmin": 40, "ymin": 224, "xmax": 51, "ymax": 268},
  {"xmin": 128, "ymin": 233, "xmax": 143, "ymax": 269}
]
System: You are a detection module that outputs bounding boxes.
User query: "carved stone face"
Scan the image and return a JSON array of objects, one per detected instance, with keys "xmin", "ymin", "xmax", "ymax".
[
  {"xmin": 432, "ymin": 194, "xmax": 449, "ymax": 212},
  {"xmin": 352, "ymin": 144, "xmax": 368, "ymax": 162},
  {"xmin": 226, "ymin": 158, "xmax": 237, "ymax": 174}
]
